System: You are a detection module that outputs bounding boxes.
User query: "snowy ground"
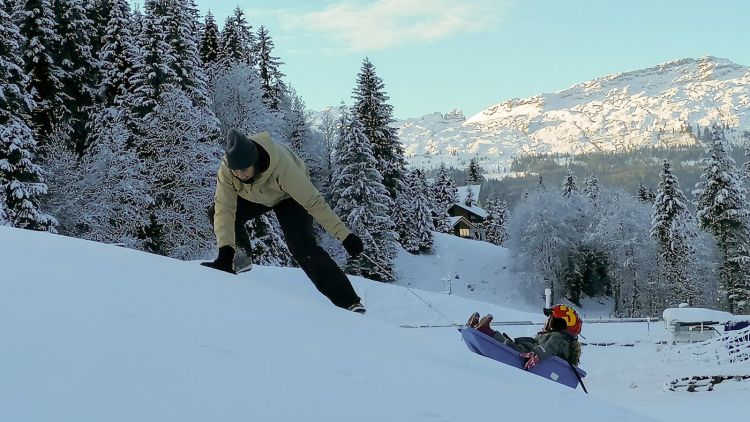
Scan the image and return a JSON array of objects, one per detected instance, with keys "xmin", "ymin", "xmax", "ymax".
[
  {"xmin": 1, "ymin": 227, "xmax": 747, "ymax": 421},
  {"xmin": 394, "ymin": 232, "xmax": 614, "ymax": 318},
  {"xmin": 394, "ymin": 232, "xmax": 538, "ymax": 314}
]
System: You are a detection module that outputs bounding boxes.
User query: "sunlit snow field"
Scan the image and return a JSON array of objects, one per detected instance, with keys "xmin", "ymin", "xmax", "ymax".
[{"xmin": 1, "ymin": 227, "xmax": 747, "ymax": 421}]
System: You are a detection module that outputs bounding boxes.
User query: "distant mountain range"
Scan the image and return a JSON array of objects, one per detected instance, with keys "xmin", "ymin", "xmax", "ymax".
[{"xmin": 393, "ymin": 56, "xmax": 750, "ymax": 179}]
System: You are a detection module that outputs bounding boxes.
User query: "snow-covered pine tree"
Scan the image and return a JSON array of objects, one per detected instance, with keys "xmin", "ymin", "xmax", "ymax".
[
  {"xmin": 351, "ymin": 58, "xmax": 406, "ymax": 202},
  {"xmin": 742, "ymin": 127, "xmax": 750, "ymax": 190},
  {"xmin": 83, "ymin": 0, "xmax": 139, "ymax": 192},
  {"xmin": 246, "ymin": 213, "xmax": 292, "ymax": 267},
  {"xmin": 316, "ymin": 106, "xmax": 338, "ymax": 200},
  {"xmin": 137, "ymin": 86, "xmax": 221, "ymax": 259},
  {"xmin": 256, "ymin": 25, "xmax": 286, "ymax": 111},
  {"xmin": 484, "ymin": 198, "xmax": 509, "ymax": 246},
  {"xmin": 66, "ymin": 113, "xmax": 152, "ymax": 247},
  {"xmin": 392, "ymin": 183, "xmax": 413, "ymax": 250},
  {"xmin": 1, "ymin": 0, "xmax": 12, "ymax": 18},
  {"xmin": 131, "ymin": 4, "xmax": 143, "ymax": 47},
  {"xmin": 331, "ymin": 109, "xmax": 397, "ymax": 281},
  {"xmin": 283, "ymin": 91, "xmax": 307, "ymax": 158},
  {"xmin": 0, "ymin": 198, "xmax": 6, "ymax": 225},
  {"xmin": 210, "ymin": 62, "xmax": 278, "ymax": 137},
  {"xmin": 120, "ymin": 1, "xmax": 221, "ymax": 257},
  {"xmin": 507, "ymin": 190, "xmax": 580, "ymax": 302},
  {"xmin": 280, "ymin": 88, "xmax": 327, "ymax": 193},
  {"xmin": 0, "ymin": 0, "xmax": 56, "ymax": 231},
  {"xmin": 464, "ymin": 186, "xmax": 475, "ymax": 207},
  {"xmin": 637, "ymin": 183, "xmax": 652, "ymax": 203},
  {"xmin": 561, "ymin": 169, "xmax": 578, "ymax": 197},
  {"xmin": 537, "ymin": 174, "xmax": 546, "ymax": 192},
  {"xmin": 651, "ymin": 160, "xmax": 699, "ymax": 306},
  {"xmin": 162, "ymin": 0, "xmax": 210, "ymax": 107},
  {"xmin": 127, "ymin": 0, "xmax": 177, "ymax": 120},
  {"xmin": 200, "ymin": 10, "xmax": 220, "ymax": 65},
  {"xmin": 411, "ymin": 169, "xmax": 434, "ymax": 253},
  {"xmin": 590, "ymin": 191, "xmax": 658, "ymax": 316},
  {"xmin": 467, "ymin": 157, "xmax": 485, "ymax": 183},
  {"xmin": 694, "ymin": 125, "xmax": 750, "ymax": 313},
  {"xmin": 431, "ymin": 163, "xmax": 458, "ymax": 233},
  {"xmin": 86, "ymin": 0, "xmax": 112, "ymax": 59},
  {"xmin": 583, "ymin": 174, "xmax": 600, "ymax": 201},
  {"xmin": 51, "ymin": 0, "xmax": 97, "ymax": 154},
  {"xmin": 18, "ymin": 0, "xmax": 65, "ymax": 141},
  {"xmin": 562, "ymin": 251, "xmax": 585, "ymax": 306},
  {"xmin": 95, "ymin": 0, "xmax": 137, "ymax": 108},
  {"xmin": 218, "ymin": 6, "xmax": 256, "ymax": 66},
  {"xmin": 396, "ymin": 171, "xmax": 421, "ymax": 253}
]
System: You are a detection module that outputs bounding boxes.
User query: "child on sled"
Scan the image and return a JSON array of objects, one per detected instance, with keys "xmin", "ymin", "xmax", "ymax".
[{"xmin": 466, "ymin": 305, "xmax": 583, "ymax": 370}]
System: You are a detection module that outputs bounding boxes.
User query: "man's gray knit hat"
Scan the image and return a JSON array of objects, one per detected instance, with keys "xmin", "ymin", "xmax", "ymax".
[{"xmin": 225, "ymin": 129, "xmax": 259, "ymax": 170}]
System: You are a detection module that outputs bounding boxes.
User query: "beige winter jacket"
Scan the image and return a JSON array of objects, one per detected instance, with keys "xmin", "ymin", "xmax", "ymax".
[{"xmin": 213, "ymin": 132, "xmax": 351, "ymax": 248}]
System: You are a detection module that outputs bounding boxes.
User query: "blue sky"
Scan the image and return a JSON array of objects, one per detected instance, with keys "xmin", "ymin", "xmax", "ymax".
[{"xmin": 142, "ymin": 0, "xmax": 750, "ymax": 119}]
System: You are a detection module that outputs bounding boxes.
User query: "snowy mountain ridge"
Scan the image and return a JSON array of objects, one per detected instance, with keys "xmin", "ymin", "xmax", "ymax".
[{"xmin": 393, "ymin": 56, "xmax": 750, "ymax": 178}]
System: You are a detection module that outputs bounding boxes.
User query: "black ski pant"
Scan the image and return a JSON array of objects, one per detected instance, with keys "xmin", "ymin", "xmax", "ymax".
[{"xmin": 208, "ymin": 197, "xmax": 361, "ymax": 309}]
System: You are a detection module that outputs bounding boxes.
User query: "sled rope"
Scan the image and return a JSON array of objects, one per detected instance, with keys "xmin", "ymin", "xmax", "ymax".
[
  {"xmin": 568, "ymin": 361, "xmax": 589, "ymax": 393},
  {"xmin": 361, "ymin": 253, "xmax": 458, "ymax": 327}
]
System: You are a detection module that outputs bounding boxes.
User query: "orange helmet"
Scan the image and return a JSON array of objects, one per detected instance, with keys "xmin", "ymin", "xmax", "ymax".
[{"xmin": 543, "ymin": 304, "xmax": 582, "ymax": 336}]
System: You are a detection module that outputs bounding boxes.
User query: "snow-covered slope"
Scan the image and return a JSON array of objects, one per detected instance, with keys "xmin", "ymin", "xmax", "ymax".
[
  {"xmin": 0, "ymin": 227, "xmax": 653, "ymax": 422},
  {"xmin": 396, "ymin": 56, "xmax": 750, "ymax": 177},
  {"xmin": 394, "ymin": 232, "xmax": 537, "ymax": 314}
]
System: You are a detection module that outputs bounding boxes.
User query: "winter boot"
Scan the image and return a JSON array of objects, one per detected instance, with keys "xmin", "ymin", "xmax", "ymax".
[
  {"xmin": 476, "ymin": 314, "xmax": 497, "ymax": 337},
  {"xmin": 466, "ymin": 312, "xmax": 480, "ymax": 328},
  {"xmin": 348, "ymin": 302, "xmax": 366, "ymax": 314}
]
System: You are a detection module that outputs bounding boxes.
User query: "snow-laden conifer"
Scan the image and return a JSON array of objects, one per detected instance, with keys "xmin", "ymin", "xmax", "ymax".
[
  {"xmin": 561, "ymin": 169, "xmax": 579, "ymax": 197},
  {"xmin": 464, "ymin": 186, "xmax": 475, "ymax": 207},
  {"xmin": 18, "ymin": 0, "xmax": 65, "ymax": 140},
  {"xmin": 210, "ymin": 63, "xmax": 280, "ymax": 138},
  {"xmin": 162, "ymin": 0, "xmax": 210, "ymax": 107},
  {"xmin": 0, "ymin": 0, "xmax": 56, "ymax": 231},
  {"xmin": 583, "ymin": 174, "xmax": 600, "ymax": 201},
  {"xmin": 200, "ymin": 11, "xmax": 220, "ymax": 65},
  {"xmin": 431, "ymin": 163, "xmax": 458, "ymax": 233},
  {"xmin": 467, "ymin": 157, "xmax": 485, "ymax": 183},
  {"xmin": 484, "ymin": 198, "xmax": 509, "ymax": 246},
  {"xmin": 256, "ymin": 25, "xmax": 285, "ymax": 111},
  {"xmin": 86, "ymin": 0, "xmax": 112, "ymax": 56},
  {"xmin": 331, "ymin": 108, "xmax": 397, "ymax": 281},
  {"xmin": 137, "ymin": 86, "xmax": 221, "ymax": 259},
  {"xmin": 411, "ymin": 169, "xmax": 435, "ymax": 253},
  {"xmin": 694, "ymin": 125, "xmax": 750, "ymax": 313},
  {"xmin": 637, "ymin": 183, "xmax": 655, "ymax": 203},
  {"xmin": 96, "ymin": 0, "xmax": 137, "ymax": 108},
  {"xmin": 51, "ymin": 0, "xmax": 96, "ymax": 154},
  {"xmin": 246, "ymin": 214, "xmax": 292, "ymax": 267},
  {"xmin": 218, "ymin": 7, "xmax": 256, "ymax": 66},
  {"xmin": 51, "ymin": 113, "xmax": 152, "ymax": 247},
  {"xmin": 127, "ymin": 0, "xmax": 178, "ymax": 119},
  {"xmin": 651, "ymin": 160, "xmax": 699, "ymax": 306},
  {"xmin": 351, "ymin": 58, "xmax": 406, "ymax": 201}
]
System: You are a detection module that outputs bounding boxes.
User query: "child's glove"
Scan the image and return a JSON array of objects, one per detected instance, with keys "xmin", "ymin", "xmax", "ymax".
[{"xmin": 521, "ymin": 352, "xmax": 540, "ymax": 370}]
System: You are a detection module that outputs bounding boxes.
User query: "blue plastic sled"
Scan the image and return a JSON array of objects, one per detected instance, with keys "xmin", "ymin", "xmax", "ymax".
[{"xmin": 459, "ymin": 327, "xmax": 587, "ymax": 389}]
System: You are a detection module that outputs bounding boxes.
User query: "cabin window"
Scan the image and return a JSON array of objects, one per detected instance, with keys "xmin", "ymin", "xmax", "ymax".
[{"xmin": 459, "ymin": 228, "xmax": 470, "ymax": 237}]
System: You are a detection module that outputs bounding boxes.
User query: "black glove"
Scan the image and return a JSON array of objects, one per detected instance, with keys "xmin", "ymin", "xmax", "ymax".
[
  {"xmin": 201, "ymin": 246, "xmax": 236, "ymax": 274},
  {"xmin": 342, "ymin": 233, "xmax": 364, "ymax": 257}
]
